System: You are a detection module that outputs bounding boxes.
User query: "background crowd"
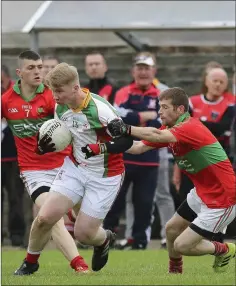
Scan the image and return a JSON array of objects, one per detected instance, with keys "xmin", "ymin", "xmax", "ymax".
[{"xmin": 2, "ymin": 50, "xmax": 235, "ymax": 249}]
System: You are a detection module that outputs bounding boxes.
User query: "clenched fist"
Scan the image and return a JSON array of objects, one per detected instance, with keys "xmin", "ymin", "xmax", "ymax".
[{"xmin": 107, "ymin": 118, "xmax": 131, "ymax": 138}]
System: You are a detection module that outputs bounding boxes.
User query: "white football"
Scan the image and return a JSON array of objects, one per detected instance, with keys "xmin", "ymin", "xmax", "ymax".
[{"xmin": 39, "ymin": 119, "xmax": 72, "ymax": 152}]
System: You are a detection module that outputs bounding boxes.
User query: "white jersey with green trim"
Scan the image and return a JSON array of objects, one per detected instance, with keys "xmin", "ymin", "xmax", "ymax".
[{"xmin": 54, "ymin": 93, "xmax": 124, "ymax": 178}]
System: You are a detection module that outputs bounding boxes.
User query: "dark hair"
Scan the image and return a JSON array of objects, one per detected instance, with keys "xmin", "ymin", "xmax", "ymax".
[
  {"xmin": 201, "ymin": 61, "xmax": 223, "ymax": 94},
  {"xmin": 1, "ymin": 64, "xmax": 10, "ymax": 77},
  {"xmin": 18, "ymin": 50, "xmax": 41, "ymax": 61},
  {"xmin": 159, "ymin": 87, "xmax": 189, "ymax": 112},
  {"xmin": 85, "ymin": 51, "xmax": 106, "ymax": 62},
  {"xmin": 42, "ymin": 54, "xmax": 60, "ymax": 63}
]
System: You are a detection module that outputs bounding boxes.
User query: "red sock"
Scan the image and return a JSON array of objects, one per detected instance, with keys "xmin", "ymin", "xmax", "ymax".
[
  {"xmin": 70, "ymin": 255, "xmax": 88, "ymax": 270},
  {"xmin": 26, "ymin": 252, "xmax": 40, "ymax": 264},
  {"xmin": 169, "ymin": 257, "xmax": 183, "ymax": 274},
  {"xmin": 212, "ymin": 241, "xmax": 228, "ymax": 256},
  {"xmin": 127, "ymin": 238, "xmax": 134, "ymax": 244}
]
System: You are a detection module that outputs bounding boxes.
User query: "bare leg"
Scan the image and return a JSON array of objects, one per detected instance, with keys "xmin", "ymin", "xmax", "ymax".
[
  {"xmin": 74, "ymin": 211, "xmax": 106, "ymax": 246},
  {"xmin": 74, "ymin": 211, "xmax": 115, "ymax": 272},
  {"xmin": 165, "ymin": 213, "xmax": 191, "ymax": 274},
  {"xmin": 165, "ymin": 213, "xmax": 190, "ymax": 259},
  {"xmin": 174, "ymin": 227, "xmax": 215, "ymax": 256},
  {"xmin": 28, "ymin": 192, "xmax": 74, "ymax": 254},
  {"xmin": 15, "ymin": 191, "xmax": 89, "ymax": 275}
]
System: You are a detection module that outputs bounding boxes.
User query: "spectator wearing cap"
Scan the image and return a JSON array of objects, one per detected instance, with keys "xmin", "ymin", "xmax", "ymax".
[
  {"xmin": 122, "ymin": 63, "xmax": 175, "ymax": 249},
  {"xmin": 103, "ymin": 52, "xmax": 161, "ymax": 250},
  {"xmin": 84, "ymin": 51, "xmax": 118, "ymax": 105}
]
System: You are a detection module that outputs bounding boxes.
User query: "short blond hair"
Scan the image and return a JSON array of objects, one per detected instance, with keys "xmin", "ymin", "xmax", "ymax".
[{"xmin": 45, "ymin": 62, "xmax": 79, "ymax": 88}]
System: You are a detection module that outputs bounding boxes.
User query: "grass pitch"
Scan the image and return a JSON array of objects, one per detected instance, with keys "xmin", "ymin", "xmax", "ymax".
[{"xmin": 2, "ymin": 248, "xmax": 235, "ymax": 285}]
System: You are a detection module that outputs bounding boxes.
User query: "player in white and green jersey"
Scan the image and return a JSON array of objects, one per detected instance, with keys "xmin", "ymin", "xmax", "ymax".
[
  {"xmin": 54, "ymin": 91, "xmax": 124, "ymax": 177},
  {"xmin": 24, "ymin": 62, "xmax": 132, "ymax": 273}
]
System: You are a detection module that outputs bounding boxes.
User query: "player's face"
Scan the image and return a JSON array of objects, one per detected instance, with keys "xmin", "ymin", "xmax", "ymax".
[
  {"xmin": 159, "ymin": 99, "xmax": 184, "ymax": 127},
  {"xmin": 16, "ymin": 59, "xmax": 43, "ymax": 87},
  {"xmin": 132, "ymin": 64, "xmax": 156, "ymax": 89},
  {"xmin": 52, "ymin": 83, "xmax": 79, "ymax": 105},
  {"xmin": 85, "ymin": 54, "xmax": 107, "ymax": 79},
  {"xmin": 43, "ymin": 59, "xmax": 59, "ymax": 77},
  {"xmin": 205, "ymin": 69, "xmax": 228, "ymax": 97}
]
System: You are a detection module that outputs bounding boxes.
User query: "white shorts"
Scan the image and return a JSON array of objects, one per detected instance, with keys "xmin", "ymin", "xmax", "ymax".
[
  {"xmin": 187, "ymin": 188, "xmax": 236, "ymax": 234},
  {"xmin": 50, "ymin": 157, "xmax": 124, "ymax": 219},
  {"xmin": 20, "ymin": 168, "xmax": 60, "ymax": 196}
]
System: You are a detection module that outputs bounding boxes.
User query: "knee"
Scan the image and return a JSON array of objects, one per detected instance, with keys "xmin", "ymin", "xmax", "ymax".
[
  {"xmin": 165, "ymin": 220, "xmax": 181, "ymax": 239},
  {"xmin": 173, "ymin": 238, "xmax": 189, "ymax": 254},
  {"xmin": 36, "ymin": 214, "xmax": 54, "ymax": 230},
  {"xmin": 74, "ymin": 228, "xmax": 94, "ymax": 244}
]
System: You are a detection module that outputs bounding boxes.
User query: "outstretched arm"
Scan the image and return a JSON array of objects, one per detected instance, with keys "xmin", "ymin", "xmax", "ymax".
[
  {"xmin": 130, "ymin": 126, "xmax": 177, "ymax": 143},
  {"xmin": 107, "ymin": 118, "xmax": 177, "ymax": 143},
  {"xmin": 126, "ymin": 140, "xmax": 154, "ymax": 154}
]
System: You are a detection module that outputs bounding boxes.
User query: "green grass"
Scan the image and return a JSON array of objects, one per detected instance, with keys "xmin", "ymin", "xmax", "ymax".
[{"xmin": 2, "ymin": 249, "xmax": 235, "ymax": 285}]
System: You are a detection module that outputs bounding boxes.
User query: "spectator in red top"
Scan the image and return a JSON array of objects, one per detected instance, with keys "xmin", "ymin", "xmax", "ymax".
[
  {"xmin": 84, "ymin": 51, "xmax": 118, "ymax": 105},
  {"xmin": 1, "ymin": 64, "xmax": 26, "ymax": 247},
  {"xmin": 201, "ymin": 61, "xmax": 234, "ymax": 103}
]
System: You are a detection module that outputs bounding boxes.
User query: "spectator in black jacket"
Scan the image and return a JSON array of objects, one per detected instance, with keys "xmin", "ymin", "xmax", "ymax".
[
  {"xmin": 84, "ymin": 51, "xmax": 118, "ymax": 105},
  {"xmin": 1, "ymin": 65, "xmax": 26, "ymax": 246}
]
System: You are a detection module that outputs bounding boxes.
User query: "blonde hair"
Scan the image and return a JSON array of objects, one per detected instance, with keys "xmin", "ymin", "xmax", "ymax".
[{"xmin": 45, "ymin": 62, "xmax": 79, "ymax": 88}]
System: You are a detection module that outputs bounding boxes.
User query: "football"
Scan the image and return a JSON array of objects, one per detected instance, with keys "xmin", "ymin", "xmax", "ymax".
[{"xmin": 39, "ymin": 119, "xmax": 72, "ymax": 152}]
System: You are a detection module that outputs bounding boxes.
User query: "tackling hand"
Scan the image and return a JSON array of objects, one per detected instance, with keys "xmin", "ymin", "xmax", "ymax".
[
  {"xmin": 107, "ymin": 118, "xmax": 131, "ymax": 138},
  {"xmin": 81, "ymin": 144, "xmax": 107, "ymax": 159},
  {"xmin": 35, "ymin": 133, "xmax": 56, "ymax": 155}
]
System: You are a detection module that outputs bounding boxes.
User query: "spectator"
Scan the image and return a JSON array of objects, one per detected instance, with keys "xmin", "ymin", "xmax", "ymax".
[
  {"xmin": 123, "ymin": 76, "xmax": 175, "ymax": 249},
  {"xmin": 191, "ymin": 67, "xmax": 234, "ymax": 156},
  {"xmin": 1, "ymin": 64, "xmax": 14, "ymax": 93},
  {"xmin": 104, "ymin": 52, "xmax": 160, "ymax": 250},
  {"xmin": 84, "ymin": 51, "xmax": 118, "ymax": 105},
  {"xmin": 1, "ymin": 64, "xmax": 26, "ymax": 246},
  {"xmin": 42, "ymin": 55, "xmax": 60, "ymax": 78}
]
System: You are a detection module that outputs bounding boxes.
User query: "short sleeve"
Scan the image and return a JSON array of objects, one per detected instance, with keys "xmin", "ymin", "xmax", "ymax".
[{"xmin": 169, "ymin": 120, "xmax": 203, "ymax": 149}]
